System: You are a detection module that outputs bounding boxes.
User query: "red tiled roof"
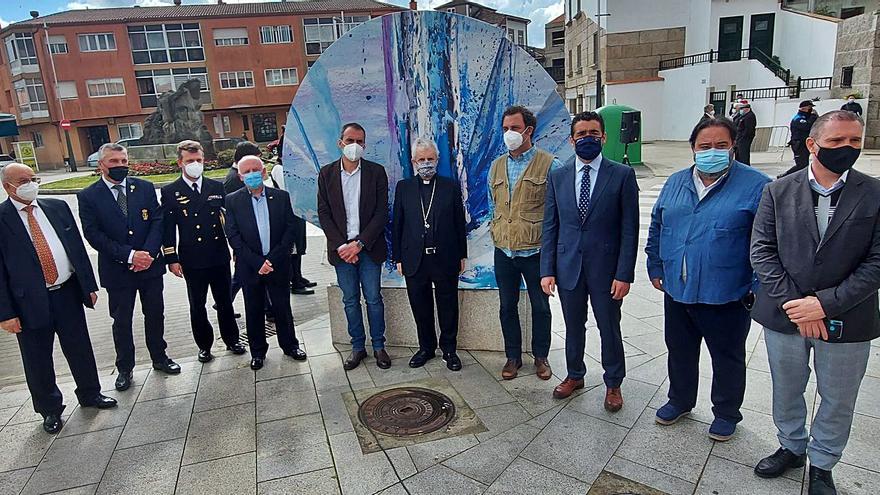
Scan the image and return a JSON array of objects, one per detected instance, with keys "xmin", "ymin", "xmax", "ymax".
[
  {"xmin": 7, "ymin": 0, "xmax": 404, "ymax": 29},
  {"xmin": 547, "ymin": 13, "xmax": 565, "ymax": 25}
]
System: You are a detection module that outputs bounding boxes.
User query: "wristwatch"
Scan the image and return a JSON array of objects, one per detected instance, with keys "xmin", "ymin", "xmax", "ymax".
[{"xmin": 356, "ymin": 240, "xmax": 365, "ymax": 249}]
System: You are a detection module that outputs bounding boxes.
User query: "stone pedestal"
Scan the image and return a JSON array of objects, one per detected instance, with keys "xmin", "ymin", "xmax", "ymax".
[{"xmin": 328, "ymin": 286, "xmax": 532, "ymax": 351}]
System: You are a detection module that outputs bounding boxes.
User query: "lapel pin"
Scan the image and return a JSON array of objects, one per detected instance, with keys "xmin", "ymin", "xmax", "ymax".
[
  {"xmin": 175, "ymin": 191, "xmax": 180, "ymax": 197},
  {"xmin": 141, "ymin": 209, "xmax": 148, "ymax": 220}
]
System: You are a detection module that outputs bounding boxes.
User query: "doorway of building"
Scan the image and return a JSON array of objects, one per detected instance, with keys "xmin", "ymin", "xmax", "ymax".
[
  {"xmin": 252, "ymin": 113, "xmax": 278, "ymax": 143},
  {"xmin": 718, "ymin": 16, "xmax": 743, "ymax": 62},
  {"xmin": 84, "ymin": 125, "xmax": 110, "ymax": 154},
  {"xmin": 749, "ymin": 13, "xmax": 775, "ymax": 57}
]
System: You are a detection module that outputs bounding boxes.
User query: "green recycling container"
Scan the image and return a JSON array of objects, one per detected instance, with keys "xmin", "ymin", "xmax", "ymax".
[{"xmin": 597, "ymin": 104, "xmax": 642, "ymax": 166}]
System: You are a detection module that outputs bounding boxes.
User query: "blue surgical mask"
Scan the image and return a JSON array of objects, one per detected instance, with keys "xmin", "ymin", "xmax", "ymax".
[
  {"xmin": 575, "ymin": 136, "xmax": 602, "ymax": 161},
  {"xmin": 694, "ymin": 148, "xmax": 733, "ymax": 174},
  {"xmin": 243, "ymin": 171, "xmax": 264, "ymax": 189}
]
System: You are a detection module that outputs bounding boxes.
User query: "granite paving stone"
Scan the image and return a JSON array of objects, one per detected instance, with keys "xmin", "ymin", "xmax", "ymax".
[
  {"xmin": 565, "ymin": 377, "xmax": 659, "ymax": 428},
  {"xmin": 117, "ymin": 393, "xmax": 194, "ymax": 450},
  {"xmin": 375, "ymin": 483, "xmax": 408, "ymax": 495},
  {"xmin": 443, "ymin": 363, "xmax": 516, "ymax": 409},
  {"xmin": 138, "ymin": 361, "xmax": 201, "ymax": 401},
  {"xmin": 316, "ymin": 386, "xmax": 355, "ymax": 436},
  {"xmin": 257, "ymin": 468, "xmax": 341, "ymax": 495},
  {"xmin": 176, "ymin": 452, "xmax": 256, "ymax": 495},
  {"xmin": 329, "ymin": 431, "xmax": 399, "ymax": 494},
  {"xmin": 385, "ymin": 447, "xmax": 417, "ymax": 480},
  {"xmin": 0, "ymin": 421, "xmax": 55, "ymax": 472},
  {"xmin": 626, "ymin": 353, "xmax": 669, "ymax": 386},
  {"xmin": 0, "ymin": 387, "xmax": 33, "ymax": 410},
  {"xmin": 45, "ymin": 485, "xmax": 99, "ymax": 494},
  {"xmin": 59, "ymin": 386, "xmax": 140, "ymax": 438},
  {"xmin": 854, "ymin": 374, "xmax": 880, "ymax": 419},
  {"xmin": 500, "ymin": 374, "xmax": 572, "ymax": 416},
  {"xmin": 193, "ymin": 366, "xmax": 254, "ymax": 413},
  {"xmin": 443, "ymin": 423, "xmax": 540, "ymax": 484},
  {"xmin": 255, "ymin": 374, "xmax": 319, "ymax": 423},
  {"xmin": 182, "ymin": 402, "xmax": 255, "ymax": 465},
  {"xmin": 832, "ymin": 461, "xmax": 880, "ymax": 495},
  {"xmin": 841, "ymin": 412, "xmax": 880, "ymax": 472},
  {"xmin": 604, "ymin": 455, "xmax": 696, "ymax": 495},
  {"xmin": 485, "ymin": 457, "xmax": 590, "ymax": 495},
  {"xmin": 0, "ymin": 406, "xmax": 20, "ymax": 428},
  {"xmin": 712, "ymin": 408, "xmax": 805, "ymax": 482},
  {"xmin": 96, "ymin": 438, "xmax": 183, "ymax": 495},
  {"xmin": 256, "ymin": 412, "xmax": 333, "ymax": 482},
  {"xmin": 254, "ymin": 347, "xmax": 311, "ymax": 382},
  {"xmin": 22, "ymin": 427, "xmax": 121, "ymax": 494},
  {"xmin": 406, "ymin": 434, "xmax": 480, "ymax": 472},
  {"xmin": 695, "ymin": 455, "xmax": 802, "ymax": 495},
  {"xmin": 473, "ymin": 401, "xmax": 532, "ymax": 441},
  {"xmin": 402, "ymin": 464, "xmax": 487, "ymax": 495},
  {"xmin": 364, "ymin": 357, "xmax": 430, "ymax": 387},
  {"xmin": 524, "ymin": 404, "xmax": 563, "ymax": 429},
  {"xmin": 0, "ymin": 467, "xmax": 34, "ymax": 495}
]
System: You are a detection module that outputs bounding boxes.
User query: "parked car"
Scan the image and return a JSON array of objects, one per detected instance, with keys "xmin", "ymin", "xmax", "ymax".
[
  {"xmin": 0, "ymin": 154, "xmax": 15, "ymax": 173},
  {"xmin": 87, "ymin": 137, "xmax": 141, "ymax": 167}
]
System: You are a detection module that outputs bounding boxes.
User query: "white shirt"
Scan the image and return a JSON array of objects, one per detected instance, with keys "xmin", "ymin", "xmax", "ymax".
[
  {"xmin": 10, "ymin": 198, "xmax": 74, "ymax": 287},
  {"xmin": 692, "ymin": 167, "xmax": 726, "ymax": 201},
  {"xmin": 575, "ymin": 153, "xmax": 602, "ymax": 202},
  {"xmin": 340, "ymin": 160, "xmax": 362, "ymax": 244},
  {"xmin": 100, "ymin": 176, "xmax": 135, "ymax": 264},
  {"xmin": 181, "ymin": 174, "xmax": 204, "ymax": 194}
]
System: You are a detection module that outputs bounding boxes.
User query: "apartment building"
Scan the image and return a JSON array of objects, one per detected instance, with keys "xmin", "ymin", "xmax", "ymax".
[
  {"xmin": 435, "ymin": 0, "xmax": 530, "ymax": 46},
  {"xmin": 563, "ymin": 1, "xmax": 605, "ymax": 114},
  {"xmin": 0, "ymin": 0, "xmax": 403, "ymax": 169},
  {"xmin": 544, "ymin": 14, "xmax": 565, "ymax": 98}
]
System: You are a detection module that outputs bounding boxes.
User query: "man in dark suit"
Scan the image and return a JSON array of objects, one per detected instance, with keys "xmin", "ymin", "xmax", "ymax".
[
  {"xmin": 540, "ymin": 111, "xmax": 639, "ymax": 409},
  {"xmin": 223, "ymin": 155, "xmax": 307, "ymax": 370},
  {"xmin": 78, "ymin": 143, "xmax": 180, "ymax": 392},
  {"xmin": 392, "ymin": 137, "xmax": 468, "ymax": 371},
  {"xmin": 751, "ymin": 110, "xmax": 880, "ymax": 495},
  {"xmin": 317, "ymin": 123, "xmax": 390, "ymax": 370},
  {"xmin": 161, "ymin": 140, "xmax": 246, "ymax": 363},
  {"xmin": 735, "ymin": 104, "xmax": 757, "ymax": 165},
  {"xmin": 223, "ymin": 141, "xmax": 256, "ymax": 195},
  {"xmin": 0, "ymin": 163, "xmax": 117, "ymax": 434}
]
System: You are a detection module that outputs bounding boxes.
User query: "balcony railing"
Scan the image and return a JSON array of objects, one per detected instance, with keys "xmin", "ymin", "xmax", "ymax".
[
  {"xmin": 659, "ymin": 47, "xmax": 790, "ymax": 85},
  {"xmin": 732, "ymin": 76, "xmax": 832, "ymax": 102}
]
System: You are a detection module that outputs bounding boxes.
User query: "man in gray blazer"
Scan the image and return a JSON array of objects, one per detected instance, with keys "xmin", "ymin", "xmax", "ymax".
[{"xmin": 750, "ymin": 110, "xmax": 880, "ymax": 495}]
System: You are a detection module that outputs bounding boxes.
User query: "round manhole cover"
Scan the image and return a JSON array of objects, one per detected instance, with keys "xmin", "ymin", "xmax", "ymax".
[{"xmin": 358, "ymin": 387, "xmax": 456, "ymax": 436}]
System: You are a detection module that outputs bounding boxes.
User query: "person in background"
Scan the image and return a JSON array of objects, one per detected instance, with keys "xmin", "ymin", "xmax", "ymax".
[
  {"xmin": 751, "ymin": 111, "xmax": 879, "ymax": 495},
  {"xmin": 840, "ymin": 94, "xmax": 863, "ymax": 116},
  {"xmin": 734, "ymin": 104, "xmax": 757, "ymax": 165},
  {"xmin": 729, "ymin": 94, "xmax": 747, "ymax": 117},
  {"xmin": 646, "ymin": 117, "xmax": 770, "ymax": 442},
  {"xmin": 781, "ymin": 100, "xmax": 819, "ymax": 177},
  {"xmin": 699, "ymin": 104, "xmax": 716, "ymax": 126}
]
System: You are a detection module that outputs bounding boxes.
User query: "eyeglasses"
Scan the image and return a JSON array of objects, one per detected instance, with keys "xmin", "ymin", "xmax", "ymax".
[{"xmin": 15, "ymin": 177, "xmax": 41, "ymax": 185}]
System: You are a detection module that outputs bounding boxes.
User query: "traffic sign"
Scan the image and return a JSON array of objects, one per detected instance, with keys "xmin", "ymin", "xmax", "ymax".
[{"xmin": 60, "ymin": 119, "xmax": 71, "ymax": 130}]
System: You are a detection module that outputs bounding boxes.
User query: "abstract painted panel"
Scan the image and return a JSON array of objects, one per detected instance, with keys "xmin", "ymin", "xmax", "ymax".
[{"xmin": 283, "ymin": 10, "xmax": 573, "ymax": 288}]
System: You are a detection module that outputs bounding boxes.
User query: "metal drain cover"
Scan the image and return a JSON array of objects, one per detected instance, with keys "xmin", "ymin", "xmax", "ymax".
[{"xmin": 358, "ymin": 387, "xmax": 456, "ymax": 436}]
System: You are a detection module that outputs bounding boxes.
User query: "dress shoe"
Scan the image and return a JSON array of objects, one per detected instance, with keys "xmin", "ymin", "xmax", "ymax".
[
  {"xmin": 291, "ymin": 286, "xmax": 315, "ymax": 295},
  {"xmin": 809, "ymin": 466, "xmax": 837, "ymax": 495},
  {"xmin": 226, "ymin": 344, "xmax": 247, "ymax": 355},
  {"xmin": 443, "ymin": 352, "xmax": 462, "ymax": 371},
  {"xmin": 301, "ymin": 279, "xmax": 318, "ymax": 288},
  {"xmin": 604, "ymin": 387, "xmax": 623, "ymax": 412},
  {"xmin": 655, "ymin": 402, "xmax": 691, "ymax": 425},
  {"xmin": 374, "ymin": 349, "xmax": 392, "ymax": 369},
  {"xmin": 42, "ymin": 414, "xmax": 63, "ymax": 434},
  {"xmin": 534, "ymin": 358, "xmax": 552, "ymax": 380},
  {"xmin": 343, "ymin": 350, "xmax": 368, "ymax": 370},
  {"xmin": 212, "ymin": 303, "xmax": 241, "ymax": 319},
  {"xmin": 284, "ymin": 347, "xmax": 308, "ymax": 361},
  {"xmin": 708, "ymin": 417, "xmax": 736, "ymax": 441},
  {"xmin": 409, "ymin": 350, "xmax": 435, "ymax": 368},
  {"xmin": 754, "ymin": 448, "xmax": 807, "ymax": 478},
  {"xmin": 198, "ymin": 350, "xmax": 214, "ymax": 363},
  {"xmin": 80, "ymin": 394, "xmax": 118, "ymax": 409},
  {"xmin": 115, "ymin": 371, "xmax": 134, "ymax": 391},
  {"xmin": 501, "ymin": 359, "xmax": 522, "ymax": 380},
  {"xmin": 153, "ymin": 359, "xmax": 182, "ymax": 374},
  {"xmin": 250, "ymin": 358, "xmax": 264, "ymax": 370},
  {"xmin": 552, "ymin": 377, "xmax": 584, "ymax": 399}
]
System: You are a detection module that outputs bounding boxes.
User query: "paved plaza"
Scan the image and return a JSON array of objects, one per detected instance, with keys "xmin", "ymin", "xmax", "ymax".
[{"xmin": 0, "ymin": 143, "xmax": 878, "ymax": 494}]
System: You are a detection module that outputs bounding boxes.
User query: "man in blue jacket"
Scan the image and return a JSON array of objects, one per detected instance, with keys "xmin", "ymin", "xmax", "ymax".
[
  {"xmin": 646, "ymin": 117, "xmax": 770, "ymax": 441},
  {"xmin": 78, "ymin": 143, "xmax": 180, "ymax": 392},
  {"xmin": 540, "ymin": 111, "xmax": 639, "ymax": 410}
]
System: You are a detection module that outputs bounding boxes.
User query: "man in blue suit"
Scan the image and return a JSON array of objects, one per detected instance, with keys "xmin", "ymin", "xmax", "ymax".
[
  {"xmin": 1, "ymin": 163, "xmax": 117, "ymax": 434},
  {"xmin": 78, "ymin": 143, "xmax": 180, "ymax": 392},
  {"xmin": 540, "ymin": 111, "xmax": 640, "ymax": 409}
]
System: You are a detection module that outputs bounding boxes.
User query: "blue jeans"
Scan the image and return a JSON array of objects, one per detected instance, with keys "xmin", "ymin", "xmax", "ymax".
[
  {"xmin": 335, "ymin": 256, "xmax": 386, "ymax": 351},
  {"xmin": 764, "ymin": 328, "xmax": 871, "ymax": 470}
]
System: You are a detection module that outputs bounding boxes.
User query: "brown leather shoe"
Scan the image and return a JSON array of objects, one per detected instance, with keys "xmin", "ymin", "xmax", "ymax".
[
  {"xmin": 501, "ymin": 359, "xmax": 522, "ymax": 380},
  {"xmin": 374, "ymin": 349, "xmax": 391, "ymax": 369},
  {"xmin": 604, "ymin": 387, "xmax": 623, "ymax": 412},
  {"xmin": 534, "ymin": 358, "xmax": 552, "ymax": 380},
  {"xmin": 552, "ymin": 377, "xmax": 584, "ymax": 399},
  {"xmin": 343, "ymin": 350, "xmax": 368, "ymax": 370}
]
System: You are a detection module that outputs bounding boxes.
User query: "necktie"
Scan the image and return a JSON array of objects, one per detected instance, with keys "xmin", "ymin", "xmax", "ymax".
[
  {"xmin": 113, "ymin": 184, "xmax": 127, "ymax": 216},
  {"xmin": 192, "ymin": 183, "xmax": 199, "ymax": 195},
  {"xmin": 22, "ymin": 205, "xmax": 59, "ymax": 285},
  {"xmin": 578, "ymin": 165, "xmax": 591, "ymax": 223}
]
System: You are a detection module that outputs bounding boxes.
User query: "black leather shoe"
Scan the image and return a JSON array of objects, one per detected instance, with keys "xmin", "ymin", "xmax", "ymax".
[
  {"xmin": 250, "ymin": 358, "xmax": 264, "ymax": 370},
  {"xmin": 81, "ymin": 394, "xmax": 118, "ymax": 409},
  {"xmin": 153, "ymin": 359, "xmax": 182, "ymax": 374},
  {"xmin": 115, "ymin": 371, "xmax": 134, "ymax": 391},
  {"xmin": 443, "ymin": 352, "xmax": 463, "ymax": 371},
  {"xmin": 226, "ymin": 344, "xmax": 247, "ymax": 355},
  {"xmin": 42, "ymin": 414, "xmax": 63, "ymax": 434},
  {"xmin": 809, "ymin": 466, "xmax": 837, "ymax": 495},
  {"xmin": 291, "ymin": 286, "xmax": 315, "ymax": 295},
  {"xmin": 212, "ymin": 303, "xmax": 241, "ymax": 319},
  {"xmin": 198, "ymin": 350, "xmax": 213, "ymax": 363},
  {"xmin": 284, "ymin": 347, "xmax": 308, "ymax": 361},
  {"xmin": 374, "ymin": 349, "xmax": 392, "ymax": 369},
  {"xmin": 409, "ymin": 350, "xmax": 435, "ymax": 368},
  {"xmin": 755, "ymin": 448, "xmax": 807, "ymax": 478},
  {"xmin": 301, "ymin": 279, "xmax": 317, "ymax": 288},
  {"xmin": 343, "ymin": 350, "xmax": 368, "ymax": 370}
]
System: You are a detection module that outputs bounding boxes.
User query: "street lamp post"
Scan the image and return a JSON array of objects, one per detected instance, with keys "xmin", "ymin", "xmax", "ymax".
[{"xmin": 43, "ymin": 23, "xmax": 77, "ymax": 171}]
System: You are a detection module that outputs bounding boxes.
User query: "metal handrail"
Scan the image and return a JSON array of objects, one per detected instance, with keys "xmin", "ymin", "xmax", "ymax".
[{"xmin": 659, "ymin": 47, "xmax": 792, "ymax": 85}]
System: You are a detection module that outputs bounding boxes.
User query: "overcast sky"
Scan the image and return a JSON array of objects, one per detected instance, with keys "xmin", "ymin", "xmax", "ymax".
[{"xmin": 3, "ymin": 0, "xmax": 565, "ymax": 47}]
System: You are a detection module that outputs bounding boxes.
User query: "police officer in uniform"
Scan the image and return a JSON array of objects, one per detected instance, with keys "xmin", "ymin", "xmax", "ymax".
[
  {"xmin": 162, "ymin": 140, "xmax": 246, "ymax": 363},
  {"xmin": 781, "ymin": 100, "xmax": 818, "ymax": 177}
]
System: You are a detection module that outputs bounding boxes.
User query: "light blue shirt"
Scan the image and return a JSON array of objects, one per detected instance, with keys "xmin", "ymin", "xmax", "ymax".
[
  {"xmin": 251, "ymin": 191, "xmax": 271, "ymax": 256},
  {"xmin": 575, "ymin": 153, "xmax": 601, "ymax": 204}
]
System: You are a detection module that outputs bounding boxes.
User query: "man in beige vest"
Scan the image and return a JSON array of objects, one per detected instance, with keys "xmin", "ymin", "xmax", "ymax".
[{"xmin": 489, "ymin": 105, "xmax": 562, "ymax": 380}]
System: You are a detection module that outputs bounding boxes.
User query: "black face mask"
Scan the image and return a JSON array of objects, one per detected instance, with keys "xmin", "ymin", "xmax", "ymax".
[
  {"xmin": 817, "ymin": 145, "xmax": 860, "ymax": 175},
  {"xmin": 107, "ymin": 166, "xmax": 129, "ymax": 182}
]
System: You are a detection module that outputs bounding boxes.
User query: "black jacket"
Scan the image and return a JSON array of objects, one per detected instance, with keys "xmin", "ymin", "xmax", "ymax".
[
  {"xmin": 0, "ymin": 198, "xmax": 99, "ymax": 329},
  {"xmin": 736, "ymin": 110, "xmax": 757, "ymax": 142},
  {"xmin": 161, "ymin": 176, "xmax": 230, "ymax": 269},
  {"xmin": 789, "ymin": 111, "xmax": 817, "ymax": 142},
  {"xmin": 841, "ymin": 101, "xmax": 863, "ymax": 116},
  {"xmin": 223, "ymin": 166, "xmax": 245, "ymax": 194},
  {"xmin": 392, "ymin": 176, "xmax": 467, "ymax": 277}
]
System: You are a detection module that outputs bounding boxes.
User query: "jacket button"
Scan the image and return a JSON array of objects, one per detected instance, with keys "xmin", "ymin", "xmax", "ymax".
[
  {"xmin": 212, "ymin": 224, "xmax": 217, "ymax": 228},
  {"xmin": 505, "ymin": 201, "xmax": 510, "ymax": 206},
  {"xmin": 196, "ymin": 225, "xmax": 201, "ymax": 229},
  {"xmin": 214, "ymin": 236, "xmax": 219, "ymax": 240},
  {"xmin": 197, "ymin": 237, "xmax": 202, "ymax": 242},
  {"xmin": 508, "ymin": 219, "xmax": 512, "ymax": 223},
  {"xmin": 194, "ymin": 213, "xmax": 198, "ymax": 217},
  {"xmin": 128, "ymin": 230, "xmax": 133, "ymax": 235}
]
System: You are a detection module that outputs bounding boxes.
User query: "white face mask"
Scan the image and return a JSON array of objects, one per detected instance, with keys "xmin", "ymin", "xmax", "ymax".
[
  {"xmin": 342, "ymin": 143, "xmax": 365, "ymax": 162},
  {"xmin": 16, "ymin": 181, "xmax": 39, "ymax": 202},
  {"xmin": 184, "ymin": 161, "xmax": 204, "ymax": 179},
  {"xmin": 503, "ymin": 129, "xmax": 525, "ymax": 151}
]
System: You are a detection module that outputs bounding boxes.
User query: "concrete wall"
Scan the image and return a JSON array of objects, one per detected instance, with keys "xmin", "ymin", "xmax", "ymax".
[
  {"xmin": 776, "ymin": 8, "xmax": 839, "ymax": 78},
  {"xmin": 710, "ymin": 59, "xmax": 791, "ymax": 89},
  {"xmin": 605, "ymin": 27, "xmax": 685, "ymax": 82},
  {"xmin": 605, "ymin": 80, "xmax": 664, "ymax": 141},
  {"xmin": 659, "ymin": 64, "xmax": 712, "ymax": 141},
  {"xmin": 603, "ymin": 0, "xmax": 688, "ymax": 33}
]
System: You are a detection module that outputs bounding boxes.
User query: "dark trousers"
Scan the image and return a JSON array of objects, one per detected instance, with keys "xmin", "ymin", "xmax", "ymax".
[
  {"xmin": 404, "ymin": 256, "xmax": 459, "ymax": 354},
  {"xmin": 735, "ymin": 138, "xmax": 753, "ymax": 165},
  {"xmin": 183, "ymin": 263, "xmax": 240, "ymax": 351},
  {"xmin": 782, "ymin": 139, "xmax": 810, "ymax": 177},
  {"xmin": 558, "ymin": 268, "xmax": 625, "ymax": 387},
  {"xmin": 17, "ymin": 278, "xmax": 101, "ymax": 416},
  {"xmin": 242, "ymin": 278, "xmax": 299, "ymax": 359},
  {"xmin": 494, "ymin": 249, "xmax": 551, "ymax": 360},
  {"xmin": 290, "ymin": 254, "xmax": 305, "ymax": 288},
  {"xmin": 231, "ymin": 266, "xmax": 273, "ymax": 316},
  {"xmin": 107, "ymin": 275, "xmax": 167, "ymax": 373},
  {"xmin": 663, "ymin": 295, "xmax": 750, "ymax": 423}
]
